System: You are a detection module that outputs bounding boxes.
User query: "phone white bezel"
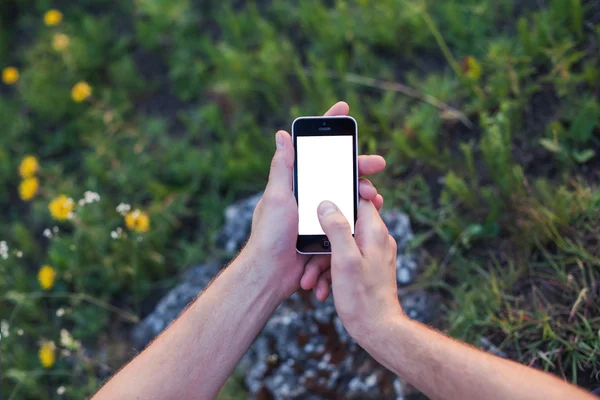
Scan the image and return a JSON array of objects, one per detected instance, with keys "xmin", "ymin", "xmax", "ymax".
[{"xmin": 292, "ymin": 115, "xmax": 359, "ymax": 255}]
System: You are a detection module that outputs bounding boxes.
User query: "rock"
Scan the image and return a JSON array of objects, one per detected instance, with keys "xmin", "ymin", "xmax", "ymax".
[
  {"xmin": 400, "ymin": 290, "xmax": 434, "ymax": 323},
  {"xmin": 381, "ymin": 210, "xmax": 414, "ymax": 251},
  {"xmin": 479, "ymin": 337, "xmax": 507, "ymax": 358},
  {"xmin": 132, "ymin": 194, "xmax": 432, "ymax": 399},
  {"xmin": 215, "ymin": 193, "xmax": 262, "ymax": 254},
  {"xmin": 381, "ymin": 210, "xmax": 419, "ymax": 287},
  {"xmin": 244, "ymin": 292, "xmax": 403, "ymax": 399}
]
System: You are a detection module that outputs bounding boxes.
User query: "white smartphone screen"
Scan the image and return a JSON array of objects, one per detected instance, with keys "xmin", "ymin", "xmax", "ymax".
[{"xmin": 296, "ymin": 135, "xmax": 355, "ymax": 235}]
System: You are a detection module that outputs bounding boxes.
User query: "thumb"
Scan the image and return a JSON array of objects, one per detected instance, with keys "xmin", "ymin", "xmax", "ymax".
[
  {"xmin": 266, "ymin": 131, "xmax": 293, "ymax": 192},
  {"xmin": 317, "ymin": 201, "xmax": 361, "ymax": 259}
]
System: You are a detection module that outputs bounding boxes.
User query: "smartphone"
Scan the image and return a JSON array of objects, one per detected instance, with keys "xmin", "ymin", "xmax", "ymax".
[{"xmin": 292, "ymin": 116, "xmax": 359, "ymax": 254}]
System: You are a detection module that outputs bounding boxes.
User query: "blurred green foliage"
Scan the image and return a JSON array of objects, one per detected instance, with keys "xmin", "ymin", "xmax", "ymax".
[{"xmin": 1, "ymin": 0, "xmax": 599, "ymax": 398}]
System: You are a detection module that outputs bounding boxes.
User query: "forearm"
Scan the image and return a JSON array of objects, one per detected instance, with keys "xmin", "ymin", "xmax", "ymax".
[
  {"xmin": 360, "ymin": 317, "xmax": 594, "ymax": 400},
  {"xmin": 94, "ymin": 250, "xmax": 281, "ymax": 400}
]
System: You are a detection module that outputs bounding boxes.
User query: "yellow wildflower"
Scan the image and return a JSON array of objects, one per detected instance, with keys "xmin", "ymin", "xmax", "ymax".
[
  {"xmin": 71, "ymin": 81, "xmax": 92, "ymax": 102},
  {"xmin": 125, "ymin": 209, "xmax": 150, "ymax": 233},
  {"xmin": 52, "ymin": 33, "xmax": 70, "ymax": 51},
  {"xmin": 462, "ymin": 56, "xmax": 482, "ymax": 81},
  {"xmin": 2, "ymin": 67, "xmax": 19, "ymax": 85},
  {"xmin": 19, "ymin": 155, "xmax": 39, "ymax": 178},
  {"xmin": 44, "ymin": 10, "xmax": 63, "ymax": 26},
  {"xmin": 49, "ymin": 195, "xmax": 74, "ymax": 221},
  {"xmin": 19, "ymin": 177, "xmax": 39, "ymax": 201},
  {"xmin": 39, "ymin": 341, "xmax": 56, "ymax": 368},
  {"xmin": 38, "ymin": 265, "xmax": 56, "ymax": 290}
]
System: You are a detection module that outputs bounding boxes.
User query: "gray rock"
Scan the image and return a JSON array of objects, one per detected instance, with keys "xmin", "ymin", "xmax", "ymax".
[
  {"xmin": 132, "ymin": 194, "xmax": 432, "ymax": 399},
  {"xmin": 401, "ymin": 290, "xmax": 434, "ymax": 323},
  {"xmin": 382, "ymin": 210, "xmax": 419, "ymax": 287},
  {"xmin": 381, "ymin": 210, "xmax": 414, "ymax": 252},
  {"xmin": 398, "ymin": 267, "xmax": 412, "ymax": 284},
  {"xmin": 215, "ymin": 193, "xmax": 262, "ymax": 254},
  {"xmin": 480, "ymin": 337, "xmax": 507, "ymax": 358},
  {"xmin": 246, "ymin": 292, "xmax": 400, "ymax": 399}
]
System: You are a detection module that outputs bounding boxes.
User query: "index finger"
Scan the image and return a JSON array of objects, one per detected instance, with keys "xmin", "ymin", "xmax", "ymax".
[
  {"xmin": 355, "ymin": 198, "xmax": 389, "ymax": 248},
  {"xmin": 324, "ymin": 101, "xmax": 349, "ymax": 116},
  {"xmin": 358, "ymin": 155, "xmax": 386, "ymax": 176}
]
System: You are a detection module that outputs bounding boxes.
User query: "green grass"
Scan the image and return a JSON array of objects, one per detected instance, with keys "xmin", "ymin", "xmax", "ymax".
[{"xmin": 1, "ymin": 0, "xmax": 599, "ymax": 398}]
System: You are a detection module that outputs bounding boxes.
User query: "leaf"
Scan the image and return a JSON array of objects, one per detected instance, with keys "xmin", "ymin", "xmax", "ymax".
[
  {"xmin": 5, "ymin": 368, "xmax": 28, "ymax": 382},
  {"xmin": 461, "ymin": 224, "xmax": 484, "ymax": 247},
  {"xmin": 539, "ymin": 138, "xmax": 562, "ymax": 153},
  {"xmin": 569, "ymin": 99, "xmax": 600, "ymax": 144},
  {"xmin": 4, "ymin": 291, "xmax": 37, "ymax": 312},
  {"xmin": 572, "ymin": 148, "xmax": 596, "ymax": 164},
  {"xmin": 481, "ymin": 222, "xmax": 500, "ymax": 238},
  {"xmin": 570, "ymin": 0, "xmax": 584, "ymax": 39},
  {"xmin": 5, "ymin": 290, "xmax": 27, "ymax": 304},
  {"xmin": 407, "ymin": 230, "xmax": 436, "ymax": 250}
]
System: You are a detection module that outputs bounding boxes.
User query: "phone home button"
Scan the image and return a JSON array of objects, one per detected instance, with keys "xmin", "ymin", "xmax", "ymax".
[{"xmin": 322, "ymin": 240, "xmax": 330, "ymax": 249}]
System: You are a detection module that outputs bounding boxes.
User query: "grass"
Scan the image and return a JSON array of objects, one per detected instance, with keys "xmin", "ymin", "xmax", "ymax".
[{"xmin": 1, "ymin": 0, "xmax": 599, "ymax": 398}]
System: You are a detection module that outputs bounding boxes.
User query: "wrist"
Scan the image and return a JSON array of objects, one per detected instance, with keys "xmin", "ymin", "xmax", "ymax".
[
  {"xmin": 233, "ymin": 246, "xmax": 287, "ymax": 306},
  {"xmin": 347, "ymin": 312, "xmax": 410, "ymax": 376},
  {"xmin": 350, "ymin": 309, "xmax": 407, "ymax": 351}
]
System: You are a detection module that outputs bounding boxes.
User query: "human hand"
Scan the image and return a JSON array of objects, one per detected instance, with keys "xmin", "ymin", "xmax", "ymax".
[
  {"xmin": 315, "ymin": 198, "xmax": 404, "ymax": 341},
  {"xmin": 242, "ymin": 101, "xmax": 386, "ymax": 302}
]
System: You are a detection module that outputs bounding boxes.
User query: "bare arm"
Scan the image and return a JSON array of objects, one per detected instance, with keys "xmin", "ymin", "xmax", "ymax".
[
  {"xmin": 316, "ymin": 199, "xmax": 595, "ymax": 400},
  {"xmin": 93, "ymin": 101, "xmax": 388, "ymax": 399},
  {"xmin": 94, "ymin": 250, "xmax": 282, "ymax": 400},
  {"xmin": 360, "ymin": 316, "xmax": 594, "ymax": 400}
]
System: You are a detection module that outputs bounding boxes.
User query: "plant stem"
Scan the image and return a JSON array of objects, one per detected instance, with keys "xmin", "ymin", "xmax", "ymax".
[
  {"xmin": 303, "ymin": 69, "xmax": 474, "ymax": 129},
  {"xmin": 2, "ymin": 292, "xmax": 139, "ymax": 323},
  {"xmin": 133, "ymin": 236, "xmax": 140, "ymax": 316},
  {"xmin": 419, "ymin": 5, "xmax": 485, "ymax": 99}
]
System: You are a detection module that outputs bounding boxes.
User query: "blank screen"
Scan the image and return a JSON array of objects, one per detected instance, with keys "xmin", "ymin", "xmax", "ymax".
[{"xmin": 297, "ymin": 135, "xmax": 355, "ymax": 235}]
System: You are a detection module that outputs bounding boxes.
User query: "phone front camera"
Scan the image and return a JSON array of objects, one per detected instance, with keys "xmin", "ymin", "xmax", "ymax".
[{"xmin": 322, "ymin": 122, "xmax": 326, "ymax": 126}]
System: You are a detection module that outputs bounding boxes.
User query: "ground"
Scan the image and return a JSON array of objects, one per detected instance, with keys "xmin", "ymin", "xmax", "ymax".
[{"xmin": 0, "ymin": 0, "xmax": 599, "ymax": 398}]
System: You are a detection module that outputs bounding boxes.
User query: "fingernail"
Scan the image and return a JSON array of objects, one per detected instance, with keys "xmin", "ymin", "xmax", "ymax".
[
  {"xmin": 318, "ymin": 200, "xmax": 338, "ymax": 216},
  {"xmin": 275, "ymin": 131, "xmax": 285, "ymax": 149}
]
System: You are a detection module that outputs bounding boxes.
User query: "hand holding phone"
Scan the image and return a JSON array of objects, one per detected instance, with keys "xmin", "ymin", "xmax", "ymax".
[
  {"xmin": 293, "ymin": 116, "xmax": 359, "ymax": 254},
  {"xmin": 241, "ymin": 101, "xmax": 384, "ymax": 303}
]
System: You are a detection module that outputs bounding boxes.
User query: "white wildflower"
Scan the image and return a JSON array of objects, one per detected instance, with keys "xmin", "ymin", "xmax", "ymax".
[
  {"xmin": 60, "ymin": 329, "xmax": 74, "ymax": 347},
  {"xmin": 57, "ymin": 386, "xmax": 65, "ymax": 395},
  {"xmin": 43, "ymin": 229, "xmax": 53, "ymax": 239},
  {"xmin": 79, "ymin": 191, "xmax": 100, "ymax": 206},
  {"xmin": 116, "ymin": 203, "xmax": 131, "ymax": 215},
  {"xmin": 17, "ymin": 329, "xmax": 23, "ymax": 336},
  {"xmin": 0, "ymin": 241, "xmax": 8, "ymax": 260},
  {"xmin": 16, "ymin": 251, "xmax": 23, "ymax": 258},
  {"xmin": 1, "ymin": 320, "xmax": 9, "ymax": 338},
  {"xmin": 111, "ymin": 227, "xmax": 123, "ymax": 239},
  {"xmin": 56, "ymin": 308, "xmax": 65, "ymax": 317},
  {"xmin": 52, "ymin": 226, "xmax": 59, "ymax": 233},
  {"xmin": 60, "ymin": 329, "xmax": 81, "ymax": 350},
  {"xmin": 84, "ymin": 191, "xmax": 100, "ymax": 203}
]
